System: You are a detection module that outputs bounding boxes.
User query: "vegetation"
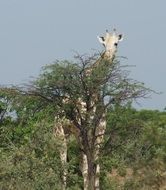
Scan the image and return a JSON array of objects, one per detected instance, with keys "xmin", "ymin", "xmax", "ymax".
[{"xmin": 0, "ymin": 54, "xmax": 166, "ymax": 189}]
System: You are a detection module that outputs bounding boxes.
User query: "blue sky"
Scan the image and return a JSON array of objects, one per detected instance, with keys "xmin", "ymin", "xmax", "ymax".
[{"xmin": 0, "ymin": 0, "xmax": 165, "ymax": 110}]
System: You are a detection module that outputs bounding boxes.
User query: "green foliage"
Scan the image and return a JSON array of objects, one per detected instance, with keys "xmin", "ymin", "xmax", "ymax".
[
  {"xmin": 0, "ymin": 55, "xmax": 165, "ymax": 189},
  {"xmin": 1, "ymin": 101, "xmax": 166, "ymax": 189},
  {"xmin": 66, "ymin": 138, "xmax": 82, "ymax": 189},
  {"xmin": 0, "ymin": 119, "xmax": 83, "ymax": 190},
  {"xmin": 0, "ymin": 121, "xmax": 62, "ymax": 190},
  {"xmin": 101, "ymin": 106, "xmax": 166, "ymax": 189}
]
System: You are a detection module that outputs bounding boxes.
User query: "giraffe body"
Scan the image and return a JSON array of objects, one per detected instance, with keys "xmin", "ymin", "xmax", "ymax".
[{"xmin": 54, "ymin": 29, "xmax": 123, "ymax": 190}]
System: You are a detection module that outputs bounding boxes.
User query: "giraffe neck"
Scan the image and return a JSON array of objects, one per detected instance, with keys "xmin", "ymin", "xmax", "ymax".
[
  {"xmin": 97, "ymin": 50, "xmax": 115, "ymax": 64},
  {"xmin": 85, "ymin": 50, "xmax": 114, "ymax": 75}
]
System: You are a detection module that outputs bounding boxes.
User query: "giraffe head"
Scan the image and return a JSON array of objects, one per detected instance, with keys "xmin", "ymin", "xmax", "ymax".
[{"xmin": 97, "ymin": 29, "xmax": 123, "ymax": 58}]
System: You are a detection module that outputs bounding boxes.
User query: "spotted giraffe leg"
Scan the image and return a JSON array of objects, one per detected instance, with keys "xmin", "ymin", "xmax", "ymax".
[
  {"xmin": 81, "ymin": 152, "xmax": 88, "ymax": 190},
  {"xmin": 94, "ymin": 113, "xmax": 107, "ymax": 190},
  {"xmin": 54, "ymin": 118, "xmax": 67, "ymax": 190},
  {"xmin": 59, "ymin": 131, "xmax": 67, "ymax": 190}
]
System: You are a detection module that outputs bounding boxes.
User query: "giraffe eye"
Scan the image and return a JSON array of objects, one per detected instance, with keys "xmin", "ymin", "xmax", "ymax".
[{"xmin": 114, "ymin": 43, "xmax": 118, "ymax": 47}]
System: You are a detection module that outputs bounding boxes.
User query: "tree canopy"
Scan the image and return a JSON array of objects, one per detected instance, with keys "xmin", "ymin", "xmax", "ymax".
[{"xmin": 0, "ymin": 54, "xmax": 165, "ymax": 190}]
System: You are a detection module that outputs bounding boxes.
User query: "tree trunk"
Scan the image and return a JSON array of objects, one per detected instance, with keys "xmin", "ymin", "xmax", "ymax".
[
  {"xmin": 80, "ymin": 152, "xmax": 100, "ymax": 190},
  {"xmin": 83, "ymin": 112, "xmax": 106, "ymax": 190},
  {"xmin": 85, "ymin": 151, "xmax": 100, "ymax": 190}
]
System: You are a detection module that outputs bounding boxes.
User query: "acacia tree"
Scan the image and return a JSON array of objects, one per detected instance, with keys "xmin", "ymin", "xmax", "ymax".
[
  {"xmin": 0, "ymin": 53, "xmax": 152, "ymax": 189},
  {"xmin": 16, "ymin": 53, "xmax": 151, "ymax": 188}
]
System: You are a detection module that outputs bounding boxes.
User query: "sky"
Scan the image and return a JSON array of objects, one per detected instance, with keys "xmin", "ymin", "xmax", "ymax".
[{"xmin": 0, "ymin": 0, "xmax": 165, "ymax": 110}]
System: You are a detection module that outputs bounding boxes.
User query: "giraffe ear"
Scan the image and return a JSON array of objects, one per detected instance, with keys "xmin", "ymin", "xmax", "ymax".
[
  {"xmin": 118, "ymin": 34, "xmax": 123, "ymax": 41},
  {"xmin": 97, "ymin": 36, "xmax": 105, "ymax": 45}
]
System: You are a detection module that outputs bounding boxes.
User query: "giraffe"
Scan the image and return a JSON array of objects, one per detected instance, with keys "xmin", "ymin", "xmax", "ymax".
[{"xmin": 53, "ymin": 29, "xmax": 123, "ymax": 190}]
